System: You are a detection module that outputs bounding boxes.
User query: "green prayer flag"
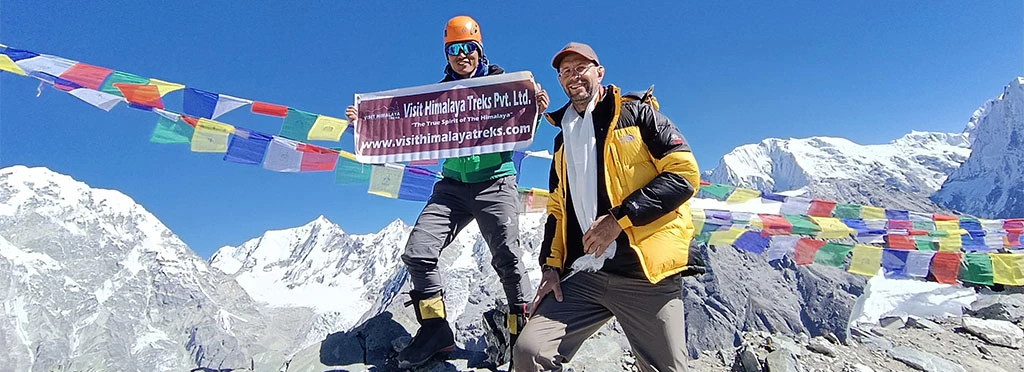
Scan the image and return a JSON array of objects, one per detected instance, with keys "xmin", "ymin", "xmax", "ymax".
[
  {"xmin": 913, "ymin": 221, "xmax": 935, "ymax": 231},
  {"xmin": 335, "ymin": 155, "xmax": 373, "ymax": 184},
  {"xmin": 150, "ymin": 116, "xmax": 193, "ymax": 144},
  {"xmin": 280, "ymin": 108, "xmax": 318, "ymax": 141},
  {"xmin": 701, "ymin": 184, "xmax": 734, "ymax": 200},
  {"xmin": 832, "ymin": 203, "xmax": 861, "ymax": 219},
  {"xmin": 784, "ymin": 214, "xmax": 821, "ymax": 236},
  {"xmin": 100, "ymin": 71, "xmax": 150, "ymax": 96},
  {"xmin": 961, "ymin": 253, "xmax": 994, "ymax": 285},
  {"xmin": 914, "ymin": 236, "xmax": 937, "ymax": 251},
  {"xmin": 814, "ymin": 242, "xmax": 853, "ymax": 267},
  {"xmin": 694, "ymin": 232, "xmax": 712, "ymax": 244}
]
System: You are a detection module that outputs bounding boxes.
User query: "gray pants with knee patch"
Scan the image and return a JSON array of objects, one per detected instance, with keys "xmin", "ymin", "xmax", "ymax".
[{"xmin": 401, "ymin": 175, "xmax": 529, "ymax": 305}]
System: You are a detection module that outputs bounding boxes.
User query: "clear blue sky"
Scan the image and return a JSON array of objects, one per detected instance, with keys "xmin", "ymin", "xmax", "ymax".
[{"xmin": 1, "ymin": 1, "xmax": 1021, "ymax": 258}]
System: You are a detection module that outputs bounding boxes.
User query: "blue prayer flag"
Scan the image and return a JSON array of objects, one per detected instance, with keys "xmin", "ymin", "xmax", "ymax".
[
  {"xmin": 224, "ymin": 128, "xmax": 272, "ymax": 165},
  {"xmin": 881, "ymin": 249, "xmax": 910, "ymax": 279},
  {"xmin": 183, "ymin": 87, "xmax": 218, "ymax": 119},
  {"xmin": 733, "ymin": 231, "xmax": 770, "ymax": 254}
]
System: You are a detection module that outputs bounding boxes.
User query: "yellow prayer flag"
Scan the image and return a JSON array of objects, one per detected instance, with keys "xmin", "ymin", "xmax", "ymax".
[
  {"xmin": 991, "ymin": 254, "xmax": 1024, "ymax": 286},
  {"xmin": 725, "ymin": 187, "xmax": 761, "ymax": 204},
  {"xmin": 340, "ymin": 150, "xmax": 358, "ymax": 161},
  {"xmin": 709, "ymin": 227, "xmax": 746, "ymax": 247},
  {"xmin": 811, "ymin": 217, "xmax": 856, "ymax": 239},
  {"xmin": 848, "ymin": 244, "xmax": 883, "ymax": 277},
  {"xmin": 191, "ymin": 118, "xmax": 235, "ymax": 153},
  {"xmin": 861, "ymin": 206, "xmax": 886, "ymax": 219},
  {"xmin": 938, "ymin": 235, "xmax": 962, "ymax": 252},
  {"xmin": 531, "ymin": 188, "xmax": 549, "ymax": 197},
  {"xmin": 307, "ymin": 115, "xmax": 349, "ymax": 142},
  {"xmin": 692, "ymin": 209, "xmax": 706, "ymax": 236},
  {"xmin": 149, "ymin": 78, "xmax": 185, "ymax": 96},
  {"xmin": 0, "ymin": 54, "xmax": 27, "ymax": 76},
  {"xmin": 934, "ymin": 220, "xmax": 961, "ymax": 231},
  {"xmin": 368, "ymin": 164, "xmax": 404, "ymax": 198}
]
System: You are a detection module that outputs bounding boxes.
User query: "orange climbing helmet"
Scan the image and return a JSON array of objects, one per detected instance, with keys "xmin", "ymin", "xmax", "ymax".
[{"xmin": 444, "ymin": 16, "xmax": 482, "ymax": 45}]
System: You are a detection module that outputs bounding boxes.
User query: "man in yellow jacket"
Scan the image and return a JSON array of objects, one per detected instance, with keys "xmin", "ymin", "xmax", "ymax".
[{"xmin": 512, "ymin": 42, "xmax": 704, "ymax": 372}]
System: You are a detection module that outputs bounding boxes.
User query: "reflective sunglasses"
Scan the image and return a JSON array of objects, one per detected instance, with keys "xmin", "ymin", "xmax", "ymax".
[{"xmin": 445, "ymin": 42, "xmax": 479, "ymax": 56}]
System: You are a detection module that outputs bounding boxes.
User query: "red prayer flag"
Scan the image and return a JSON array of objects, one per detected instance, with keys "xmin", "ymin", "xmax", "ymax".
[
  {"xmin": 794, "ymin": 238, "xmax": 826, "ymax": 265},
  {"xmin": 1004, "ymin": 219, "xmax": 1024, "ymax": 233},
  {"xmin": 907, "ymin": 229, "xmax": 929, "ymax": 236},
  {"xmin": 807, "ymin": 199, "xmax": 837, "ymax": 217},
  {"xmin": 933, "ymin": 214, "xmax": 958, "ymax": 221},
  {"xmin": 59, "ymin": 63, "xmax": 114, "ymax": 90},
  {"xmin": 251, "ymin": 101, "xmax": 289, "ymax": 117},
  {"xmin": 931, "ymin": 252, "xmax": 962, "ymax": 284},
  {"xmin": 700, "ymin": 180, "xmax": 711, "ymax": 186},
  {"xmin": 885, "ymin": 235, "xmax": 916, "ymax": 250},
  {"xmin": 298, "ymin": 143, "xmax": 340, "ymax": 172},
  {"xmin": 114, "ymin": 83, "xmax": 164, "ymax": 109},
  {"xmin": 180, "ymin": 116, "xmax": 199, "ymax": 127},
  {"xmin": 759, "ymin": 214, "xmax": 793, "ymax": 236}
]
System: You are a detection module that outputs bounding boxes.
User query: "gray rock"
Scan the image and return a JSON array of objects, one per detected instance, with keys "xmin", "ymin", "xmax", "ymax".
[
  {"xmin": 735, "ymin": 347, "xmax": 761, "ymax": 372},
  {"xmin": 888, "ymin": 345, "xmax": 967, "ymax": 372},
  {"xmin": 806, "ymin": 337, "xmax": 836, "ymax": 357},
  {"xmin": 823, "ymin": 332, "xmax": 841, "ymax": 345},
  {"xmin": 870, "ymin": 327, "xmax": 893, "ymax": 338},
  {"xmin": 907, "ymin": 316, "xmax": 944, "ymax": 332},
  {"xmin": 880, "ymin": 315, "xmax": 906, "ymax": 330},
  {"xmin": 765, "ymin": 349, "xmax": 799, "ymax": 372},
  {"xmin": 961, "ymin": 317, "xmax": 1024, "ymax": 349},
  {"xmin": 968, "ymin": 294, "xmax": 1024, "ymax": 322},
  {"xmin": 850, "ymin": 329, "xmax": 894, "ymax": 352},
  {"xmin": 842, "ymin": 363, "xmax": 875, "ymax": 372},
  {"xmin": 977, "ymin": 344, "xmax": 992, "ymax": 355},
  {"xmin": 770, "ymin": 334, "xmax": 805, "ymax": 356},
  {"xmin": 716, "ymin": 348, "xmax": 735, "ymax": 367}
]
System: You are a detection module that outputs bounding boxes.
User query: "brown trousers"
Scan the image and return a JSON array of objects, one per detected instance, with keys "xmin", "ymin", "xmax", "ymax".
[{"xmin": 512, "ymin": 270, "xmax": 688, "ymax": 372}]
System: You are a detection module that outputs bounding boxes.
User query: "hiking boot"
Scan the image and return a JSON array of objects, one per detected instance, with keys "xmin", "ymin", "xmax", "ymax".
[{"xmin": 397, "ymin": 291, "xmax": 456, "ymax": 369}]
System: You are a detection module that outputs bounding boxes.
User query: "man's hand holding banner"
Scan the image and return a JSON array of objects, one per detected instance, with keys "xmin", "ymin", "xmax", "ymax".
[{"xmin": 353, "ymin": 71, "xmax": 539, "ymax": 164}]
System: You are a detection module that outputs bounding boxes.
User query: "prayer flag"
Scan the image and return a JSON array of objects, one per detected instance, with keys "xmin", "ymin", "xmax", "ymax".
[
  {"xmin": 700, "ymin": 184, "xmax": 733, "ymax": 200},
  {"xmin": 934, "ymin": 219, "xmax": 961, "ymax": 231},
  {"xmin": 190, "ymin": 118, "xmax": 234, "ymax": 153},
  {"xmin": 991, "ymin": 254, "xmax": 1024, "ymax": 286},
  {"xmin": 961, "ymin": 253, "xmax": 994, "ymax": 286},
  {"xmin": 212, "ymin": 94, "xmax": 252, "ymax": 119},
  {"xmin": 252, "ymin": 101, "xmax": 289, "ymax": 117},
  {"xmin": 369, "ymin": 164, "xmax": 404, "ymax": 198},
  {"xmin": 885, "ymin": 235, "xmax": 916, "ymax": 250},
  {"xmin": 794, "ymin": 238, "xmax": 826, "ymax": 265},
  {"xmin": 860, "ymin": 205, "xmax": 886, "ymax": 219},
  {"xmin": 149, "ymin": 78, "xmax": 185, "ymax": 96},
  {"xmin": 99, "ymin": 71, "xmax": 149, "ymax": 96},
  {"xmin": 914, "ymin": 236, "xmax": 937, "ymax": 251},
  {"xmin": 298, "ymin": 143, "xmax": 339, "ymax": 172},
  {"xmin": 811, "ymin": 217, "xmax": 855, "ymax": 239},
  {"xmin": 848, "ymin": 244, "xmax": 883, "ymax": 277},
  {"xmin": 885, "ymin": 209, "xmax": 910, "ymax": 221},
  {"xmin": 931, "ymin": 252, "xmax": 962, "ymax": 285},
  {"xmin": 0, "ymin": 47, "xmax": 38, "ymax": 61},
  {"xmin": 888, "ymin": 220, "xmax": 913, "ymax": 231},
  {"xmin": 15, "ymin": 54, "xmax": 76, "ymax": 76},
  {"xmin": 726, "ymin": 187, "xmax": 761, "ymax": 204},
  {"xmin": 281, "ymin": 108, "xmax": 318, "ymax": 141},
  {"xmin": 68, "ymin": 88, "xmax": 122, "ymax": 111},
  {"xmin": 832, "ymin": 203, "xmax": 861, "ymax": 219},
  {"xmin": 807, "ymin": 199, "xmax": 837, "ymax": 217},
  {"xmin": 815, "ymin": 242, "xmax": 853, "ymax": 267},
  {"xmin": 336, "ymin": 151, "xmax": 373, "ymax": 184},
  {"xmin": 709, "ymin": 227, "xmax": 745, "ymax": 247},
  {"xmin": 767, "ymin": 235, "xmax": 800, "ymax": 262},
  {"xmin": 57, "ymin": 63, "xmax": 111, "ymax": 89},
  {"xmin": 784, "ymin": 214, "xmax": 820, "ymax": 236},
  {"xmin": 114, "ymin": 83, "xmax": 163, "ymax": 109},
  {"xmin": 938, "ymin": 235, "xmax": 963, "ymax": 252},
  {"xmin": 224, "ymin": 128, "xmax": 272, "ymax": 165},
  {"xmin": 962, "ymin": 231, "xmax": 988, "ymax": 252},
  {"xmin": 906, "ymin": 250, "xmax": 935, "ymax": 278},
  {"xmin": 733, "ymin": 231, "xmax": 770, "ymax": 254},
  {"xmin": 398, "ymin": 166, "xmax": 438, "ymax": 201},
  {"xmin": 780, "ymin": 197, "xmax": 812, "ymax": 215},
  {"xmin": 262, "ymin": 136, "xmax": 303, "ymax": 172},
  {"xmin": 0, "ymin": 54, "xmax": 26, "ymax": 76},
  {"xmin": 150, "ymin": 116, "xmax": 194, "ymax": 144},
  {"xmin": 308, "ymin": 115, "xmax": 349, "ymax": 141},
  {"xmin": 881, "ymin": 249, "xmax": 910, "ymax": 279},
  {"xmin": 183, "ymin": 87, "xmax": 218, "ymax": 119}
]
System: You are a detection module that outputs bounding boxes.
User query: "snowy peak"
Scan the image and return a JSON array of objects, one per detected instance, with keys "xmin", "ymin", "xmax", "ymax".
[
  {"xmin": 933, "ymin": 77, "xmax": 1024, "ymax": 218},
  {"xmin": 705, "ymin": 132, "xmax": 970, "ymax": 205}
]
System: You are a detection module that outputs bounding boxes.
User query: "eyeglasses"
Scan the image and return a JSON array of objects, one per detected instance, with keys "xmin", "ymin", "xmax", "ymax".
[
  {"xmin": 445, "ymin": 42, "xmax": 479, "ymax": 56},
  {"xmin": 558, "ymin": 64, "xmax": 595, "ymax": 78}
]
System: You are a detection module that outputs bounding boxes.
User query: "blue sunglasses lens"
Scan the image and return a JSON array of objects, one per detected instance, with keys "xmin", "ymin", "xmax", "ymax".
[{"xmin": 445, "ymin": 42, "xmax": 478, "ymax": 56}]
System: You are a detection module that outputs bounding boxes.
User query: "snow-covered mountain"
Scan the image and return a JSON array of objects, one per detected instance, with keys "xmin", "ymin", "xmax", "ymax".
[
  {"xmin": 932, "ymin": 77, "xmax": 1024, "ymax": 218},
  {"xmin": 704, "ymin": 131, "xmax": 970, "ymax": 211},
  {"xmin": 0, "ymin": 165, "xmax": 305, "ymax": 371}
]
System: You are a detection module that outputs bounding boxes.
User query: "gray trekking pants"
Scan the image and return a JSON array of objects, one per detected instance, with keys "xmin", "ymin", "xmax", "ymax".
[
  {"xmin": 402, "ymin": 175, "xmax": 528, "ymax": 306},
  {"xmin": 512, "ymin": 271, "xmax": 688, "ymax": 372}
]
